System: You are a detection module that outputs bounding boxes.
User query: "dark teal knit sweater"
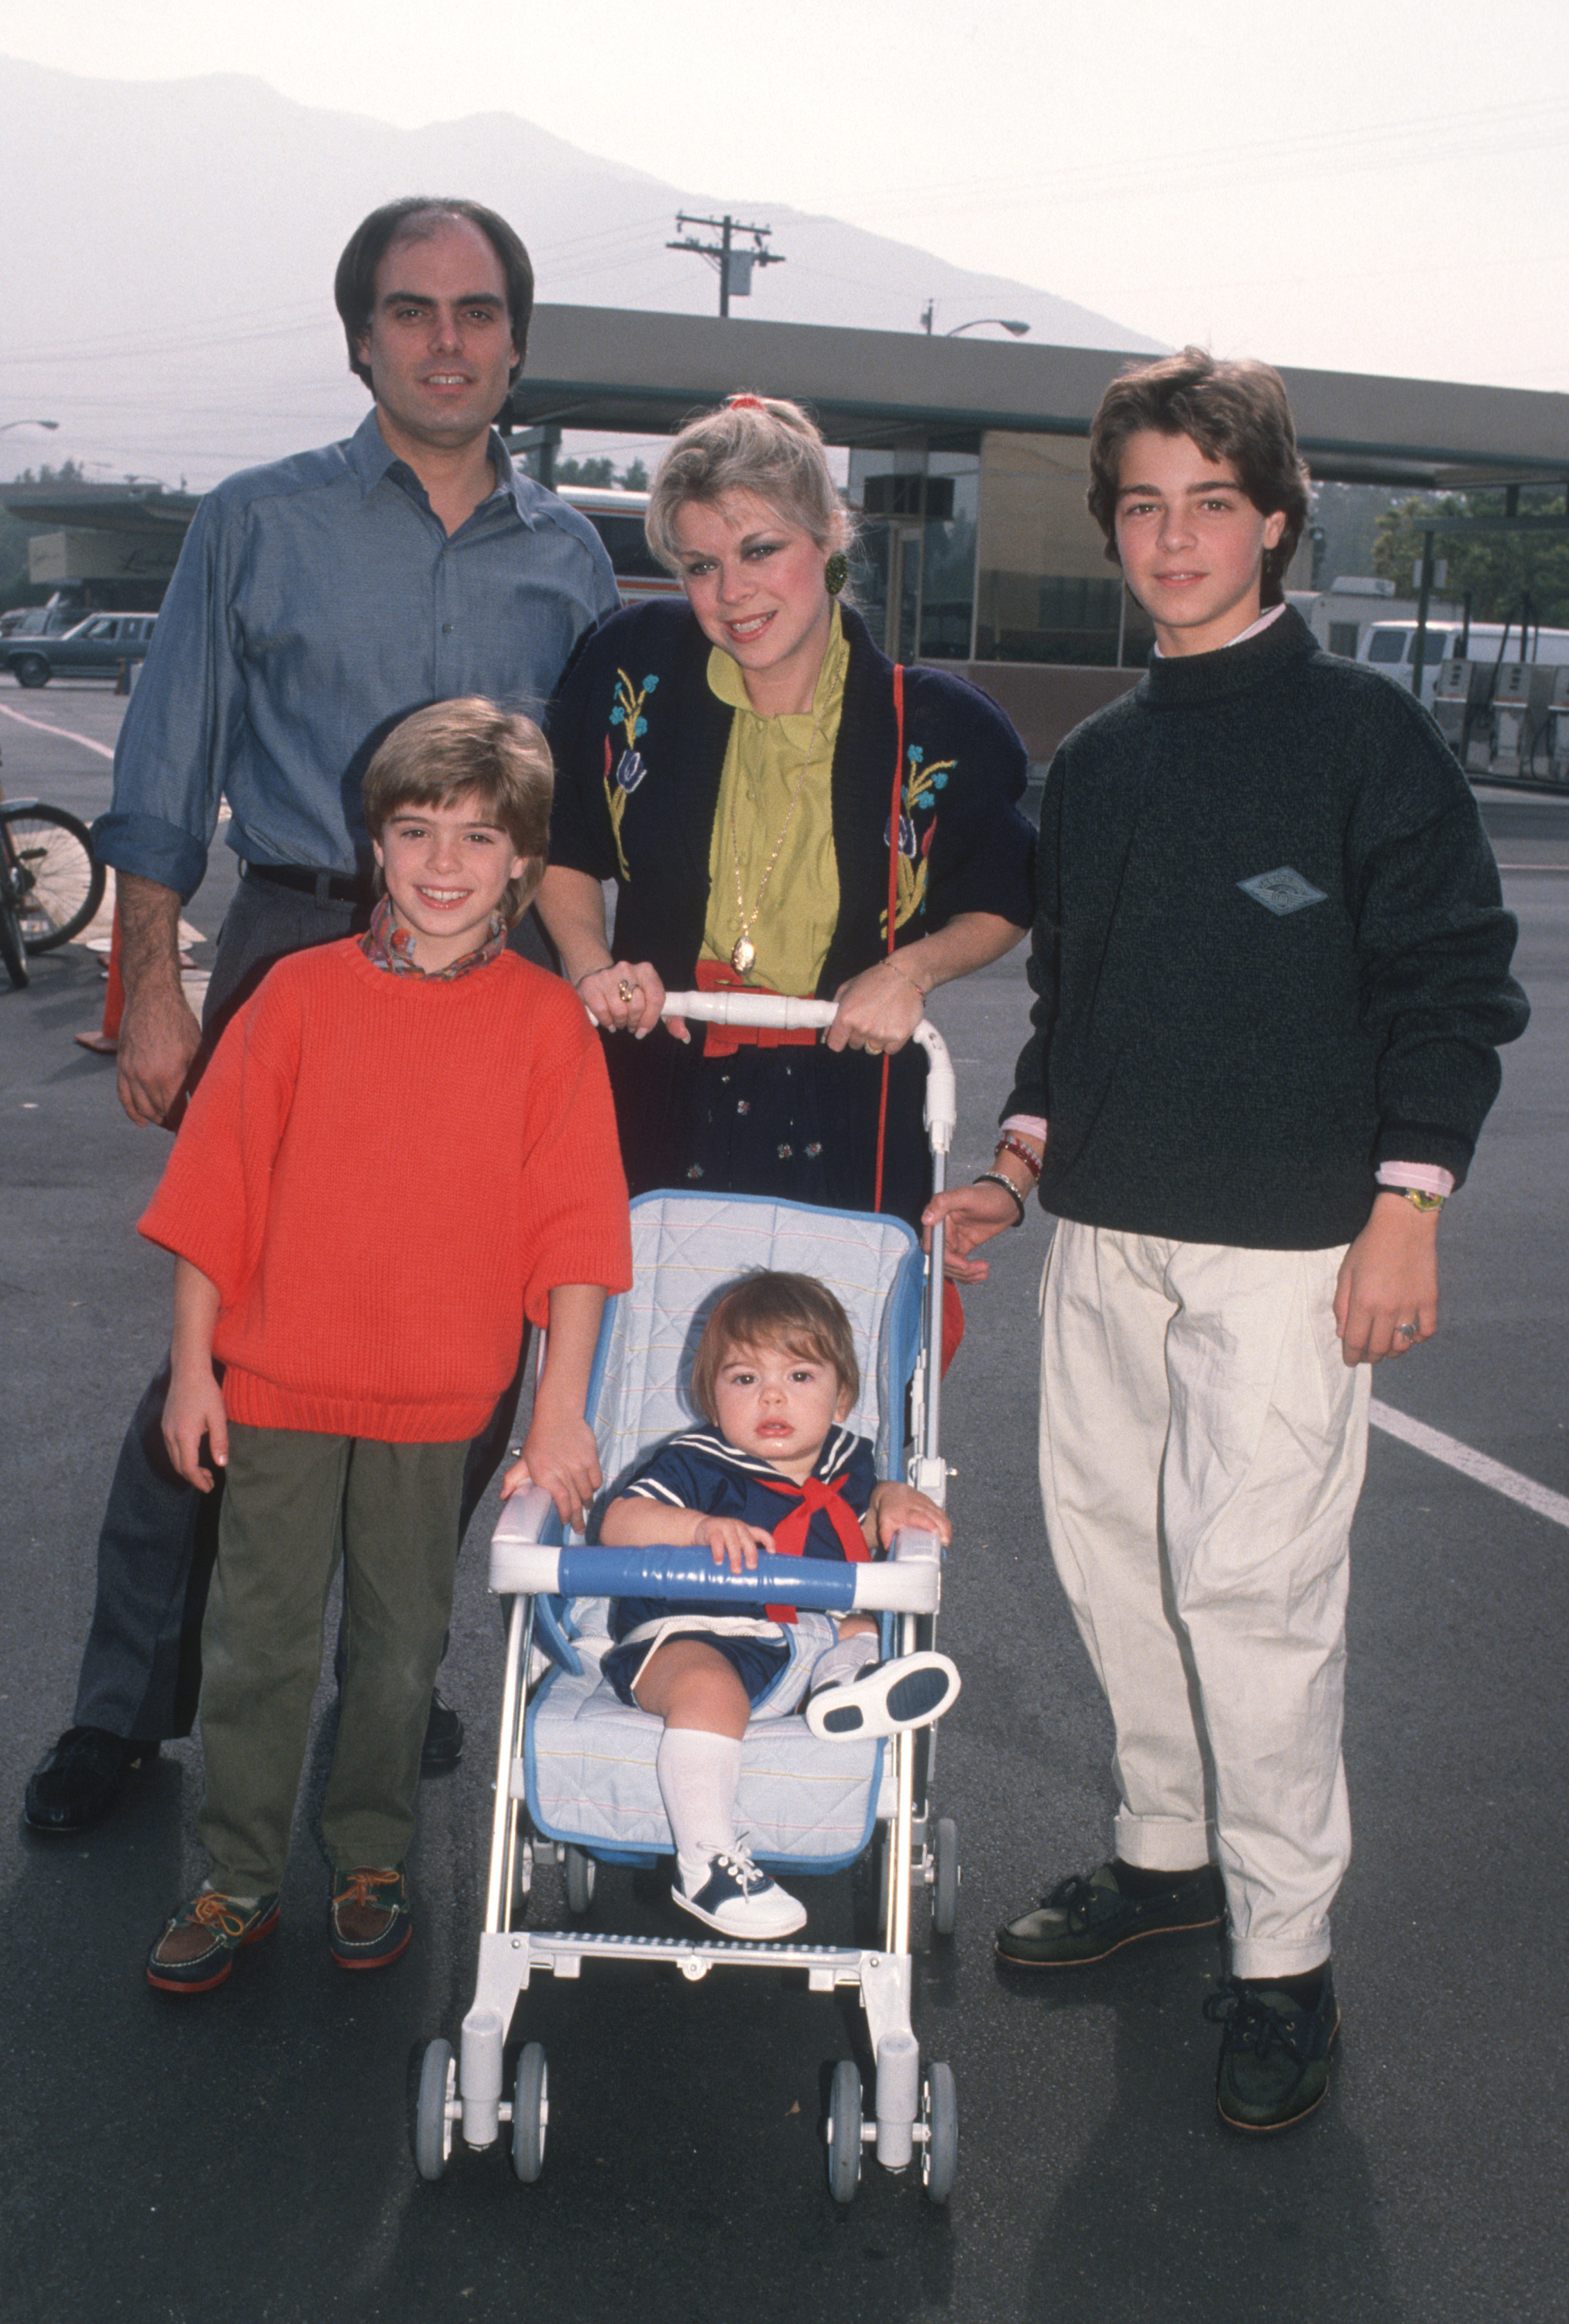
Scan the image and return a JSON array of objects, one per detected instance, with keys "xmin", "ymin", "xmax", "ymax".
[{"xmin": 1005, "ymin": 608, "xmax": 1529, "ymax": 1249}]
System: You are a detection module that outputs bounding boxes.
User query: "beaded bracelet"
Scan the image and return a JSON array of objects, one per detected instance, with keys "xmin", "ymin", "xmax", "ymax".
[
  {"xmin": 973, "ymin": 1169, "xmax": 1028, "ymax": 1223},
  {"xmin": 996, "ymin": 1130, "xmax": 1042, "ymax": 1180}
]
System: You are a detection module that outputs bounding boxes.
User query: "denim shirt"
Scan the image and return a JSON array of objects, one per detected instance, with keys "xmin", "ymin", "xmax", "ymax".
[{"xmin": 93, "ymin": 411, "xmax": 620, "ymax": 900}]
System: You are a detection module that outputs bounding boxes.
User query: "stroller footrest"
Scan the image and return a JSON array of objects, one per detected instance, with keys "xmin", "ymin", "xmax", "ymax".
[{"xmin": 517, "ymin": 1930, "xmax": 880, "ymax": 1986}]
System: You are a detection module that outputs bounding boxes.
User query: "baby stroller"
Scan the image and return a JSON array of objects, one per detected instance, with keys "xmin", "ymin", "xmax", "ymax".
[{"xmin": 414, "ymin": 991, "xmax": 963, "ymax": 2205}]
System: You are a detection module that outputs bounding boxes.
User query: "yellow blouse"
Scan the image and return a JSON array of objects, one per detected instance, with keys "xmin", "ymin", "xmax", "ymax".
[{"xmin": 701, "ymin": 609, "xmax": 847, "ymax": 993}]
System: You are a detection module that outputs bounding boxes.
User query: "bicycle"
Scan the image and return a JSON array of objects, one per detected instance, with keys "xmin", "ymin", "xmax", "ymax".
[{"xmin": 0, "ymin": 761, "xmax": 107, "ymax": 990}]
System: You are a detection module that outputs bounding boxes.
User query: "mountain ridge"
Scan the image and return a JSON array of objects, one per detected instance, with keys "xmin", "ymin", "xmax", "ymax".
[{"xmin": 0, "ymin": 54, "xmax": 1162, "ymax": 486}]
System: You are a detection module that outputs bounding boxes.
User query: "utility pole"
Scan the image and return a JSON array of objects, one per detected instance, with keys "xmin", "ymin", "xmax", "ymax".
[{"xmin": 667, "ymin": 214, "xmax": 785, "ymax": 318}]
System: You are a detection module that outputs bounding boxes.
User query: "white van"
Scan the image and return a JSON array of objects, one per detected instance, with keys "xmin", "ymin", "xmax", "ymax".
[
  {"xmin": 1358, "ymin": 619, "xmax": 1569, "ymax": 706},
  {"xmin": 557, "ymin": 486, "xmax": 681, "ymax": 607}
]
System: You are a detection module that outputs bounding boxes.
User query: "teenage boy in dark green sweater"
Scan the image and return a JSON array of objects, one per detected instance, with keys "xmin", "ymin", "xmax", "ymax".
[{"xmin": 929, "ymin": 349, "xmax": 1527, "ymax": 2133}]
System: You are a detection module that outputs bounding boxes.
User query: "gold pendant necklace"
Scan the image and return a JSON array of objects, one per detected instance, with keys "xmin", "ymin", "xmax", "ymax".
[{"xmin": 728, "ymin": 693, "xmax": 830, "ymax": 977}]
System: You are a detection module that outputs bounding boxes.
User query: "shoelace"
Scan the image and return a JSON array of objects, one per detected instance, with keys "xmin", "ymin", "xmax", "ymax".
[
  {"xmin": 336, "ymin": 1868, "xmax": 400, "ymax": 1912},
  {"xmin": 184, "ymin": 1893, "xmax": 253, "ymax": 1941},
  {"xmin": 714, "ymin": 1846, "xmax": 766, "ymax": 1895},
  {"xmin": 1203, "ymin": 1980, "xmax": 1310, "ymax": 2060},
  {"xmin": 1042, "ymin": 1873, "xmax": 1113, "ymax": 1929}
]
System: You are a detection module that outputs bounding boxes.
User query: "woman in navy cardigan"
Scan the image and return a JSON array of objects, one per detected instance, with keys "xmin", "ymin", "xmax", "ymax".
[{"xmin": 537, "ymin": 395, "xmax": 1034, "ymax": 1231}]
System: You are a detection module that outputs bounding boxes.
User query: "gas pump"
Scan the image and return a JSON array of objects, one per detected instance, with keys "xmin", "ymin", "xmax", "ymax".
[
  {"xmin": 1547, "ymin": 668, "xmax": 1569, "ymax": 782},
  {"xmin": 1488, "ymin": 662, "xmax": 1534, "ymax": 776},
  {"xmin": 1432, "ymin": 658, "xmax": 1472, "ymax": 758}
]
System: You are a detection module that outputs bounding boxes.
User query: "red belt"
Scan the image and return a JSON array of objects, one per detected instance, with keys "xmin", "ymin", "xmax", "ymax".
[{"xmin": 693, "ymin": 958, "xmax": 820, "ymax": 1058}]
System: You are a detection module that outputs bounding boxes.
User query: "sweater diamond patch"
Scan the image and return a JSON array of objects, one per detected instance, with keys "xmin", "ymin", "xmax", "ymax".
[{"xmin": 1238, "ymin": 867, "xmax": 1328, "ymax": 916}]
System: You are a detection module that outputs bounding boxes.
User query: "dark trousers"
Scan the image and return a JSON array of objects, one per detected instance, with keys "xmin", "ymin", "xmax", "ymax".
[{"xmin": 71, "ymin": 872, "xmax": 534, "ymax": 1738}]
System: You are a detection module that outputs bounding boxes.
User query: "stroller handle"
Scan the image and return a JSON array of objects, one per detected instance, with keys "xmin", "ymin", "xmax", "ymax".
[{"xmin": 659, "ymin": 990, "xmax": 956, "ymax": 1154}]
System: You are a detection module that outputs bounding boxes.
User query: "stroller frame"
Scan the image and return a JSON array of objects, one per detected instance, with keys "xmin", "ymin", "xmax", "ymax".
[{"xmin": 415, "ymin": 992, "xmax": 961, "ymax": 2204}]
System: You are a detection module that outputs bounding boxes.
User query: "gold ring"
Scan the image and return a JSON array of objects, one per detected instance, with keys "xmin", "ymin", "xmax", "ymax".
[
  {"xmin": 616, "ymin": 979, "xmax": 635, "ymax": 1003},
  {"xmin": 865, "ymin": 1041, "xmax": 883, "ymax": 1056}
]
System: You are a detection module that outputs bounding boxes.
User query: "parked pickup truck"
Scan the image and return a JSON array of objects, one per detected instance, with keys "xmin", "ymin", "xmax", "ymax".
[{"xmin": 2, "ymin": 612, "xmax": 157, "ymax": 688}]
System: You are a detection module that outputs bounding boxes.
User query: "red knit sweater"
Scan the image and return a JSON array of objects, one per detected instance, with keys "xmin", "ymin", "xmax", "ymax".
[{"xmin": 139, "ymin": 941, "xmax": 632, "ymax": 1440}]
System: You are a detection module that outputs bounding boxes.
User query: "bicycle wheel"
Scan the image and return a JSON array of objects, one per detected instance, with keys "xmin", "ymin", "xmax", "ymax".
[{"xmin": 0, "ymin": 803, "xmax": 106, "ymax": 952}]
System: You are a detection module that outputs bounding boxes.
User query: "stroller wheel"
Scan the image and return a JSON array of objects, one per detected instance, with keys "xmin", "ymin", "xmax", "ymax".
[
  {"xmin": 921, "ymin": 2064, "xmax": 958, "ymax": 2205},
  {"xmin": 826, "ymin": 2059, "xmax": 863, "ymax": 2204},
  {"xmin": 564, "ymin": 1846, "xmax": 596, "ymax": 1915},
  {"xmin": 932, "ymin": 1818, "xmax": 960, "ymax": 1940},
  {"xmin": 511, "ymin": 2043, "xmax": 549, "ymax": 2183},
  {"xmin": 414, "ymin": 2038, "xmax": 455, "ymax": 2181}
]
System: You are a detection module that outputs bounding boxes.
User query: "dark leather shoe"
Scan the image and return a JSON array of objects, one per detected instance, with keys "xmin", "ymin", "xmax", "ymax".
[
  {"xmin": 420, "ymin": 1689, "xmax": 463, "ymax": 1773},
  {"xmin": 24, "ymin": 1725, "xmax": 156, "ymax": 1834},
  {"xmin": 329, "ymin": 1864, "xmax": 411, "ymax": 1969}
]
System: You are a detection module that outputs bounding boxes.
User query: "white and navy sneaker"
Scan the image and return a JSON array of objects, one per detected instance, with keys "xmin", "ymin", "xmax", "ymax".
[
  {"xmin": 805, "ymin": 1650, "xmax": 961, "ymax": 1741},
  {"xmin": 674, "ymin": 1848, "xmax": 808, "ymax": 1940}
]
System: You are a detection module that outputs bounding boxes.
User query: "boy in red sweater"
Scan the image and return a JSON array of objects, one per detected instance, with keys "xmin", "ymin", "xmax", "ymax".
[{"xmin": 141, "ymin": 699, "xmax": 633, "ymax": 1994}]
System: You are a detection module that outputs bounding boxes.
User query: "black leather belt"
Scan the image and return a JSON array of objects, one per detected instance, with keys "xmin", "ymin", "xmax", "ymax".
[{"xmin": 241, "ymin": 860, "xmax": 374, "ymax": 906}]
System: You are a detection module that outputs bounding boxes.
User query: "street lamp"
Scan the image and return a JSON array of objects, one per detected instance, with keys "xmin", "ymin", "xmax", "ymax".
[{"xmin": 919, "ymin": 304, "xmax": 1030, "ymax": 339}]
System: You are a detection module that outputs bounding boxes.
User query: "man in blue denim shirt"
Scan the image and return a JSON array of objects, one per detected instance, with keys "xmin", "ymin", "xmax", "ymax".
[{"xmin": 25, "ymin": 198, "xmax": 620, "ymax": 1837}]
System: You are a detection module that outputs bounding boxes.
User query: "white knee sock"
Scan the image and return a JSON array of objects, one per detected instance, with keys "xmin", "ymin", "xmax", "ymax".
[
  {"xmin": 809, "ymin": 1630, "xmax": 881, "ymax": 1695},
  {"xmin": 656, "ymin": 1728, "xmax": 743, "ymax": 1891}
]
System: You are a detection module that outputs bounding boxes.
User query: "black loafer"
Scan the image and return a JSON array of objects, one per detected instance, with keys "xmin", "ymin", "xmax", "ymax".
[
  {"xmin": 419, "ymin": 1690, "xmax": 463, "ymax": 1772},
  {"xmin": 24, "ymin": 1725, "xmax": 157, "ymax": 1834}
]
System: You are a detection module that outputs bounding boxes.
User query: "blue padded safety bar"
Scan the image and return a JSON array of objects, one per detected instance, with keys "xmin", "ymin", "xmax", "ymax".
[{"xmin": 550, "ymin": 1547, "xmax": 860, "ymax": 1611}]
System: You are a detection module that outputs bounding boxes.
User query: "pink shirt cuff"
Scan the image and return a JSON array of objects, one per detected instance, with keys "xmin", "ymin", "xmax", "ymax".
[{"xmin": 1375, "ymin": 1163, "xmax": 1456, "ymax": 1198}]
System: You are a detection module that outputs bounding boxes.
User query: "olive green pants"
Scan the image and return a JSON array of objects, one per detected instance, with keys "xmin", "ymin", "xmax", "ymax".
[{"xmin": 197, "ymin": 1424, "xmax": 465, "ymax": 1897}]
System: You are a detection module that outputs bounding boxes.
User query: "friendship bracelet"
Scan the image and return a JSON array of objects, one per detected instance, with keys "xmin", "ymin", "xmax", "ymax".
[
  {"xmin": 995, "ymin": 1130, "xmax": 1042, "ymax": 1180},
  {"xmin": 973, "ymin": 1169, "xmax": 1028, "ymax": 1223}
]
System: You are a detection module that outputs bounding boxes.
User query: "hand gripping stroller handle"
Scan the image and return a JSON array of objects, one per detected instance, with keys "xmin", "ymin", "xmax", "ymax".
[
  {"xmin": 659, "ymin": 990, "xmax": 956, "ymax": 1154},
  {"xmin": 490, "ymin": 1496, "xmax": 942, "ymax": 1614}
]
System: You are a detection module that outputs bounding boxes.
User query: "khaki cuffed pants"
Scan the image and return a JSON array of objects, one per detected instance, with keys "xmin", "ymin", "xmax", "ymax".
[
  {"xmin": 197, "ymin": 1424, "xmax": 466, "ymax": 1898},
  {"xmin": 1039, "ymin": 1221, "xmax": 1368, "ymax": 1979}
]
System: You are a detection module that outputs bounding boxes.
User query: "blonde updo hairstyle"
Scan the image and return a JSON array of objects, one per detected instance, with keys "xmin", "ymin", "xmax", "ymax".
[{"xmin": 644, "ymin": 394, "xmax": 853, "ymax": 574}]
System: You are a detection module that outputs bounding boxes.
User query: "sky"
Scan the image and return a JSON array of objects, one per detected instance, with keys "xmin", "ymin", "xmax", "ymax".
[{"xmin": 1, "ymin": 0, "xmax": 1567, "ymax": 473}]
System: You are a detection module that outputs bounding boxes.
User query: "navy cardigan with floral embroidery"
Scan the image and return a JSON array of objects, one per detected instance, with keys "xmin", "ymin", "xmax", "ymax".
[{"xmin": 547, "ymin": 600, "xmax": 1035, "ymax": 997}]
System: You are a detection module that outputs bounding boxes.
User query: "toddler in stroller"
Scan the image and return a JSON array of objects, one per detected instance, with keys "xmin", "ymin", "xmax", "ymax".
[{"xmin": 599, "ymin": 1270, "xmax": 957, "ymax": 1939}]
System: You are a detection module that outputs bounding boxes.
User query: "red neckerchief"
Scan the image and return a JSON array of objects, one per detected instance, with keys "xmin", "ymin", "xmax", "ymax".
[{"xmin": 757, "ymin": 1470, "xmax": 869, "ymax": 1624}]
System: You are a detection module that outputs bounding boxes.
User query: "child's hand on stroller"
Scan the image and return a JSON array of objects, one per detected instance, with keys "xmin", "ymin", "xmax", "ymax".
[
  {"xmin": 504, "ymin": 1415, "xmax": 603, "ymax": 1532},
  {"xmin": 694, "ymin": 1514, "xmax": 774, "ymax": 1573},
  {"xmin": 865, "ymin": 1481, "xmax": 952, "ymax": 1550}
]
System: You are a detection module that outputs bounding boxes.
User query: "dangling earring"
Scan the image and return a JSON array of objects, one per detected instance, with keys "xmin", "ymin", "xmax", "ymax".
[{"xmin": 824, "ymin": 550, "xmax": 849, "ymax": 596}]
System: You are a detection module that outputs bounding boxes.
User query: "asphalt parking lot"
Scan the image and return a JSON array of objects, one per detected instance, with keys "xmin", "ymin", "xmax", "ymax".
[{"xmin": 2, "ymin": 681, "xmax": 1566, "ymax": 2324}]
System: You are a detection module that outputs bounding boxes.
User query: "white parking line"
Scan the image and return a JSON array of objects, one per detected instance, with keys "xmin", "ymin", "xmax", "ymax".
[
  {"xmin": 0, "ymin": 700, "xmax": 115, "ymax": 761},
  {"xmin": 1371, "ymin": 1399, "xmax": 1569, "ymax": 1530}
]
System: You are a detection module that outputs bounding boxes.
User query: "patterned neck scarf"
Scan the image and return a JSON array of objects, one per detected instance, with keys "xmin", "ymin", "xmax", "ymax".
[{"xmin": 359, "ymin": 893, "xmax": 507, "ymax": 982}]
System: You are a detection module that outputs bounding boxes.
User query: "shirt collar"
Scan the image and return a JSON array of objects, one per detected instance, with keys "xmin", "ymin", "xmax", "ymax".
[
  {"xmin": 1150, "ymin": 600, "xmax": 1288, "ymax": 658},
  {"xmin": 676, "ymin": 1419, "xmax": 860, "ymax": 1483},
  {"xmin": 345, "ymin": 407, "xmax": 541, "ymax": 530}
]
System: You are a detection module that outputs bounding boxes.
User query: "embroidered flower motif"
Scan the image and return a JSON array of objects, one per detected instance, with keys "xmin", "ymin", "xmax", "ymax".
[
  {"xmin": 686, "ymin": 1163, "xmax": 705, "ymax": 1180},
  {"xmin": 881, "ymin": 744, "xmax": 956, "ymax": 938},
  {"xmin": 776, "ymin": 1143, "xmax": 794, "ymax": 1160},
  {"xmin": 805, "ymin": 1141, "xmax": 822, "ymax": 1157},
  {"xmin": 603, "ymin": 671, "xmax": 660, "ymax": 878},
  {"xmin": 736, "ymin": 1099, "xmax": 750, "ymax": 1115}
]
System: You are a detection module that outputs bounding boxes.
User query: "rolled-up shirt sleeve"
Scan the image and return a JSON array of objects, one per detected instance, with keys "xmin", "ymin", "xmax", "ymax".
[{"xmin": 91, "ymin": 490, "xmax": 249, "ymax": 901}]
